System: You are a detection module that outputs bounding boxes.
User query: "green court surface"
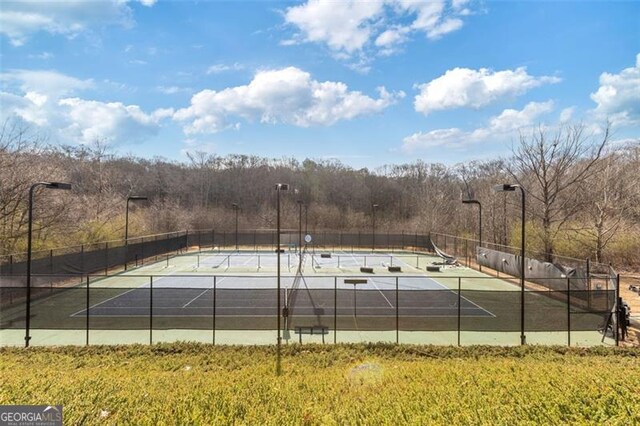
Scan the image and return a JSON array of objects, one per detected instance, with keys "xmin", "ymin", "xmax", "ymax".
[{"xmin": 0, "ymin": 250, "xmax": 617, "ymax": 347}]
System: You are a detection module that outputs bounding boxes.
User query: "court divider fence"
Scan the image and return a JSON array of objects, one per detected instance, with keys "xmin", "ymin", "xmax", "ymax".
[{"xmin": 0, "ymin": 274, "xmax": 618, "ymax": 347}]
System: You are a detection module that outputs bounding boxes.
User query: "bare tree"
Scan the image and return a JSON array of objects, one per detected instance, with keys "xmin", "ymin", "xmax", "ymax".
[{"xmin": 508, "ymin": 123, "xmax": 609, "ymax": 261}]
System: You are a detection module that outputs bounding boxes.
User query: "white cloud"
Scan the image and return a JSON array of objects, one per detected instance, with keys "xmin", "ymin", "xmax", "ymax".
[
  {"xmin": 282, "ymin": 0, "xmax": 473, "ymax": 63},
  {"xmin": 0, "ymin": 69, "xmax": 94, "ymax": 97},
  {"xmin": 284, "ymin": 0, "xmax": 385, "ymax": 54},
  {"xmin": 559, "ymin": 107, "xmax": 575, "ymax": 123},
  {"xmin": 27, "ymin": 52, "xmax": 54, "ymax": 60},
  {"xmin": 58, "ymin": 98, "xmax": 162, "ymax": 144},
  {"xmin": 1, "ymin": 69, "xmax": 164, "ymax": 145},
  {"xmin": 206, "ymin": 63, "xmax": 245, "ymax": 74},
  {"xmin": 426, "ymin": 18, "xmax": 463, "ymax": 39},
  {"xmin": 0, "ymin": 0, "xmax": 155, "ymax": 46},
  {"xmin": 402, "ymin": 100, "xmax": 554, "ymax": 151},
  {"xmin": 174, "ymin": 67, "xmax": 404, "ymax": 134},
  {"xmin": 590, "ymin": 53, "xmax": 640, "ymax": 126},
  {"xmin": 157, "ymin": 86, "xmax": 191, "ymax": 95},
  {"xmin": 414, "ymin": 67, "xmax": 561, "ymax": 115}
]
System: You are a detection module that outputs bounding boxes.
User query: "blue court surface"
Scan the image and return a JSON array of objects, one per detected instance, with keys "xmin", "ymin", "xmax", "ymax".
[{"xmin": 72, "ymin": 275, "xmax": 494, "ymax": 319}]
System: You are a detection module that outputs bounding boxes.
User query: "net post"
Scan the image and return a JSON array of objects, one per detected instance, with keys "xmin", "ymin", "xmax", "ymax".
[
  {"xmin": 213, "ymin": 276, "xmax": 216, "ymax": 345},
  {"xmin": 457, "ymin": 277, "xmax": 461, "ymax": 346},
  {"xmin": 149, "ymin": 276, "xmax": 153, "ymax": 345},
  {"xmin": 395, "ymin": 276, "xmax": 399, "ymax": 344},
  {"xmin": 86, "ymin": 275, "xmax": 90, "ymax": 346},
  {"xmin": 334, "ymin": 276, "xmax": 337, "ymax": 344}
]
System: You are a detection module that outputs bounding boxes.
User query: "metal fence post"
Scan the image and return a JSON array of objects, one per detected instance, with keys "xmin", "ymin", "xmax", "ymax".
[
  {"xmin": 80, "ymin": 244, "xmax": 85, "ymax": 284},
  {"xmin": 586, "ymin": 258, "xmax": 591, "ymax": 309},
  {"xmin": 334, "ymin": 276, "xmax": 337, "ymax": 344},
  {"xmin": 86, "ymin": 275, "xmax": 90, "ymax": 346},
  {"xmin": 457, "ymin": 277, "xmax": 461, "ymax": 346},
  {"xmin": 395, "ymin": 276, "xmax": 399, "ymax": 344},
  {"xmin": 567, "ymin": 277, "xmax": 571, "ymax": 347},
  {"xmin": 615, "ymin": 274, "xmax": 620, "ymax": 346},
  {"xmin": 105, "ymin": 242, "xmax": 109, "ymax": 275},
  {"xmin": 149, "ymin": 276, "xmax": 153, "ymax": 345},
  {"xmin": 213, "ymin": 276, "xmax": 216, "ymax": 345}
]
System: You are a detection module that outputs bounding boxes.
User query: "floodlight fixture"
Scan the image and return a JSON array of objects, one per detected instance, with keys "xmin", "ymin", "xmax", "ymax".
[
  {"xmin": 25, "ymin": 181, "xmax": 73, "ymax": 347},
  {"xmin": 493, "ymin": 184, "xmax": 519, "ymax": 192},
  {"xmin": 45, "ymin": 182, "xmax": 72, "ymax": 190}
]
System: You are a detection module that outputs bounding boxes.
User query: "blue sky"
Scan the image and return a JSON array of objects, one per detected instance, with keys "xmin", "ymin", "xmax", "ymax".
[{"xmin": 1, "ymin": 0, "xmax": 638, "ymax": 168}]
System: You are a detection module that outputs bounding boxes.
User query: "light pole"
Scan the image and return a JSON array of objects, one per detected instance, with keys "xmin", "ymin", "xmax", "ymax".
[
  {"xmin": 371, "ymin": 204, "xmax": 379, "ymax": 252},
  {"xmin": 297, "ymin": 200, "xmax": 303, "ymax": 258},
  {"xmin": 462, "ymin": 198, "xmax": 482, "ymax": 272},
  {"xmin": 304, "ymin": 204, "xmax": 308, "ymax": 236},
  {"xmin": 25, "ymin": 181, "xmax": 72, "ymax": 347},
  {"xmin": 125, "ymin": 196, "xmax": 148, "ymax": 245},
  {"xmin": 232, "ymin": 203, "xmax": 240, "ymax": 251},
  {"xmin": 493, "ymin": 183, "xmax": 526, "ymax": 345},
  {"xmin": 275, "ymin": 183, "xmax": 289, "ymax": 375}
]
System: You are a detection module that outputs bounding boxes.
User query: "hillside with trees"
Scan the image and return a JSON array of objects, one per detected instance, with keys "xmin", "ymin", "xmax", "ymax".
[{"xmin": 1, "ymin": 119, "xmax": 638, "ymax": 269}]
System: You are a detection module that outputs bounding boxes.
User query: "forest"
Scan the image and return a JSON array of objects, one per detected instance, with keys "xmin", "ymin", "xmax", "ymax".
[{"xmin": 1, "ymin": 119, "xmax": 638, "ymax": 269}]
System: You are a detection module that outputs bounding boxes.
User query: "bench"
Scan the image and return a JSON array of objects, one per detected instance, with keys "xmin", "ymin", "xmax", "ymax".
[{"xmin": 294, "ymin": 325, "xmax": 329, "ymax": 344}]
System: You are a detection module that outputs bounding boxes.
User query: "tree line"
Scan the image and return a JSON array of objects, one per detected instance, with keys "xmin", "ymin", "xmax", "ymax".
[{"xmin": 1, "ymin": 119, "xmax": 638, "ymax": 269}]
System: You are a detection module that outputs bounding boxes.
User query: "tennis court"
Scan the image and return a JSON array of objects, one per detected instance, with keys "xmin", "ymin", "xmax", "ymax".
[{"xmin": 0, "ymin": 248, "xmax": 617, "ymax": 347}]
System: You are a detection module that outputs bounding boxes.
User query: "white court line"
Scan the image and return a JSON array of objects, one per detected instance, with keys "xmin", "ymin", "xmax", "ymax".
[
  {"xmin": 370, "ymin": 277, "xmax": 394, "ymax": 308},
  {"xmin": 410, "ymin": 276, "xmax": 496, "ymax": 318},
  {"xmin": 97, "ymin": 305, "xmax": 484, "ymax": 310},
  {"xmin": 182, "ymin": 276, "xmax": 229, "ymax": 308},
  {"xmin": 86, "ymin": 311, "xmax": 487, "ymax": 318},
  {"xmin": 70, "ymin": 287, "xmax": 139, "ymax": 317}
]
